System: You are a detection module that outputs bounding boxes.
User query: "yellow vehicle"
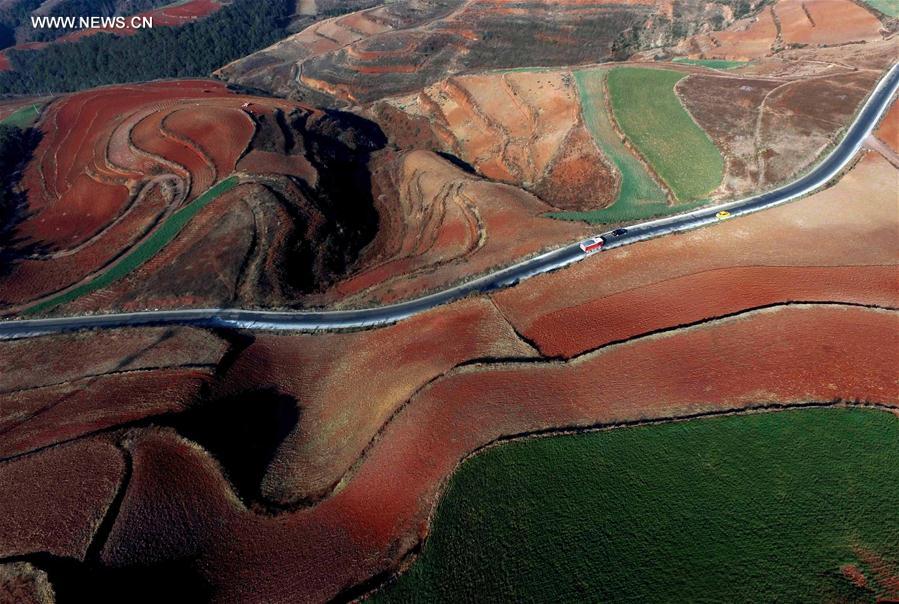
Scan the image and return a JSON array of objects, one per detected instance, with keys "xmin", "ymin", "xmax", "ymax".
[{"xmin": 715, "ymin": 210, "xmax": 732, "ymax": 220}]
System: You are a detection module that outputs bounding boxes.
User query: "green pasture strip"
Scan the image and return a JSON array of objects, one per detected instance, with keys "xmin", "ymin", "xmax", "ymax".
[
  {"xmin": 0, "ymin": 103, "xmax": 42, "ymax": 128},
  {"xmin": 23, "ymin": 176, "xmax": 239, "ymax": 316},
  {"xmin": 378, "ymin": 408, "xmax": 899, "ymax": 603},
  {"xmin": 607, "ymin": 67, "xmax": 724, "ymax": 202},
  {"xmin": 861, "ymin": 0, "xmax": 898, "ymax": 17},
  {"xmin": 569, "ymin": 68, "xmax": 668, "ymax": 223},
  {"xmin": 548, "ymin": 197, "xmax": 707, "ymax": 224},
  {"xmin": 672, "ymin": 57, "xmax": 748, "ymax": 70}
]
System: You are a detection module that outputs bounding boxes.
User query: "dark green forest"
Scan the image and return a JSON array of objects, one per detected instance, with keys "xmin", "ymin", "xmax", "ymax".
[{"xmin": 0, "ymin": 0, "xmax": 293, "ymax": 94}]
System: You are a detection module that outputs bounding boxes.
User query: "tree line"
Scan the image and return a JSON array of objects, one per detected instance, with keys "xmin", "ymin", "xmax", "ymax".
[{"xmin": 0, "ymin": 0, "xmax": 294, "ymax": 95}]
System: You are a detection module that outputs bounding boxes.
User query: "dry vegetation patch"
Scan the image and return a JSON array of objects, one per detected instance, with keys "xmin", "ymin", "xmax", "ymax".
[{"xmin": 493, "ymin": 152, "xmax": 898, "ymax": 357}]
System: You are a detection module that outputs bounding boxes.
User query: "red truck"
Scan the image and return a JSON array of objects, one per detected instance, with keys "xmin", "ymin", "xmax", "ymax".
[{"xmin": 579, "ymin": 236, "xmax": 605, "ymax": 254}]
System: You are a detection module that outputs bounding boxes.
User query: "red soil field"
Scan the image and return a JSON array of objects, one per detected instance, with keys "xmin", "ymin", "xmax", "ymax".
[
  {"xmin": 95, "ymin": 305, "xmax": 898, "ymax": 603},
  {"xmin": 0, "ymin": 178, "xmax": 174, "ymax": 306},
  {"xmin": 16, "ymin": 80, "xmax": 232, "ymax": 250},
  {"xmin": 877, "ymin": 99, "xmax": 899, "ymax": 154},
  {"xmin": 162, "ymin": 105, "xmax": 254, "ymax": 179},
  {"xmin": 0, "ymin": 437, "xmax": 124, "ymax": 559},
  {"xmin": 215, "ymin": 297, "xmax": 535, "ymax": 505},
  {"xmin": 0, "ymin": 368, "xmax": 213, "ymax": 459},
  {"xmin": 774, "ymin": 0, "xmax": 882, "ymax": 47},
  {"xmin": 320, "ymin": 150, "xmax": 591, "ymax": 307},
  {"xmin": 492, "ymin": 152, "xmax": 898, "ymax": 357},
  {"xmin": 0, "ymin": 327, "xmax": 227, "ymax": 457},
  {"xmin": 0, "ymin": 326, "xmax": 226, "ymax": 393}
]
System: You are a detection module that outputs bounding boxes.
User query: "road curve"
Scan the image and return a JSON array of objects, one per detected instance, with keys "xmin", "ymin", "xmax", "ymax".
[{"xmin": 2, "ymin": 63, "xmax": 897, "ymax": 340}]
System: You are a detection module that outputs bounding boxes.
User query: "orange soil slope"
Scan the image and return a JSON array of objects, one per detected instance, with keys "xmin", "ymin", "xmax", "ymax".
[
  {"xmin": 373, "ymin": 70, "xmax": 616, "ymax": 210},
  {"xmin": 316, "ymin": 150, "xmax": 591, "ymax": 307},
  {"xmin": 97, "ymin": 305, "xmax": 898, "ymax": 603},
  {"xmin": 492, "ymin": 152, "xmax": 898, "ymax": 358}
]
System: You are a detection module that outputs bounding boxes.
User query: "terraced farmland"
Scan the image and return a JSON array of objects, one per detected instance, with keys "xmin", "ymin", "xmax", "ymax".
[
  {"xmin": 607, "ymin": 67, "xmax": 724, "ymax": 202},
  {"xmin": 0, "ymin": 79, "xmax": 387, "ymax": 315},
  {"xmin": 23, "ymin": 176, "xmax": 239, "ymax": 315},
  {"xmin": 378, "ymin": 408, "xmax": 899, "ymax": 602}
]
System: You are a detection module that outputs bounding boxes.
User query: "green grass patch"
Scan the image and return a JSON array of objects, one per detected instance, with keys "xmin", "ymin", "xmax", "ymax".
[
  {"xmin": 0, "ymin": 103, "xmax": 42, "ymax": 128},
  {"xmin": 672, "ymin": 57, "xmax": 748, "ymax": 70},
  {"xmin": 565, "ymin": 68, "xmax": 668, "ymax": 223},
  {"xmin": 378, "ymin": 408, "xmax": 899, "ymax": 603},
  {"xmin": 861, "ymin": 0, "xmax": 899, "ymax": 17},
  {"xmin": 607, "ymin": 67, "xmax": 724, "ymax": 202},
  {"xmin": 23, "ymin": 176, "xmax": 240, "ymax": 316}
]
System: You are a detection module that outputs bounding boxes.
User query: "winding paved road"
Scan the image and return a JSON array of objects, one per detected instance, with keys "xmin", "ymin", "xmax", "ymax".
[{"xmin": 2, "ymin": 64, "xmax": 897, "ymax": 340}]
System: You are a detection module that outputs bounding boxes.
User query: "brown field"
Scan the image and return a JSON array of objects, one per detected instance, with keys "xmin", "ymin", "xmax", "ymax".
[
  {"xmin": 492, "ymin": 152, "xmax": 898, "ymax": 357},
  {"xmin": 0, "ymin": 438, "xmax": 125, "ymax": 559},
  {"xmin": 60, "ymin": 183, "xmax": 266, "ymax": 312},
  {"xmin": 676, "ymin": 75, "xmax": 781, "ymax": 194},
  {"xmin": 757, "ymin": 70, "xmax": 880, "ymax": 184},
  {"xmin": 0, "ymin": 326, "xmax": 226, "ymax": 393}
]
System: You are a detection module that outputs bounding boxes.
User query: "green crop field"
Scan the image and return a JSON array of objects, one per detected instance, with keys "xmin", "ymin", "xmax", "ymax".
[
  {"xmin": 24, "ymin": 176, "xmax": 239, "ymax": 316},
  {"xmin": 557, "ymin": 68, "xmax": 669, "ymax": 224},
  {"xmin": 607, "ymin": 67, "xmax": 724, "ymax": 202},
  {"xmin": 377, "ymin": 408, "xmax": 899, "ymax": 603},
  {"xmin": 862, "ymin": 0, "xmax": 898, "ymax": 17},
  {"xmin": 672, "ymin": 57, "xmax": 748, "ymax": 70},
  {"xmin": 0, "ymin": 103, "xmax": 42, "ymax": 128}
]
